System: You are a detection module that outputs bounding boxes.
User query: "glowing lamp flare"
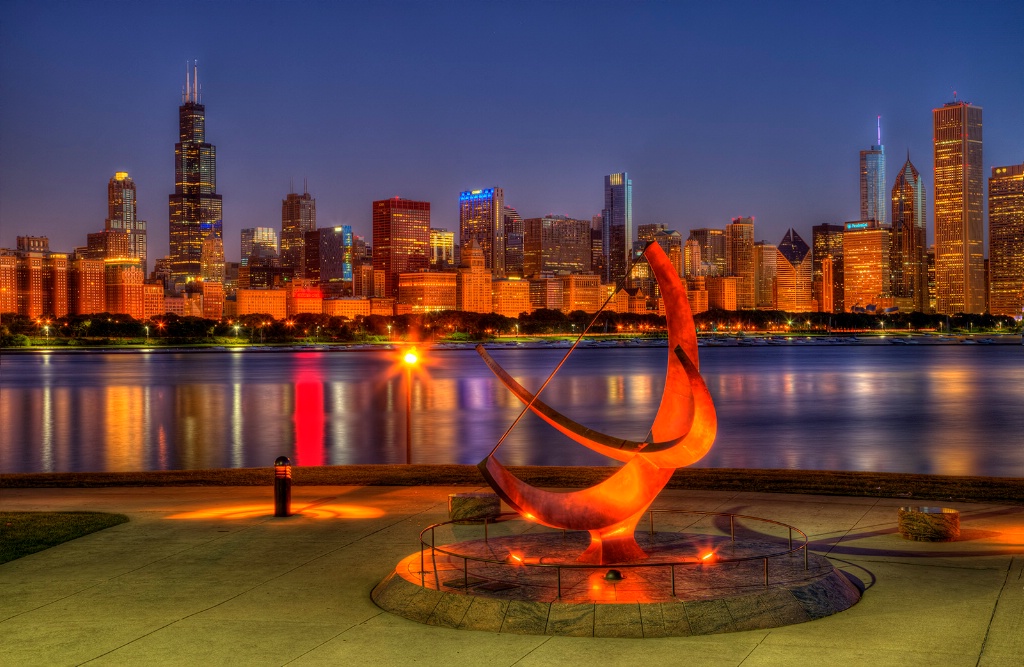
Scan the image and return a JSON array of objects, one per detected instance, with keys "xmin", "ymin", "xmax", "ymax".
[{"xmin": 403, "ymin": 350, "xmax": 419, "ymax": 365}]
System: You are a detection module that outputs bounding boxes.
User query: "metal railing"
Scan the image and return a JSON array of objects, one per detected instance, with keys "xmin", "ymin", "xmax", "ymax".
[{"xmin": 417, "ymin": 508, "xmax": 811, "ymax": 598}]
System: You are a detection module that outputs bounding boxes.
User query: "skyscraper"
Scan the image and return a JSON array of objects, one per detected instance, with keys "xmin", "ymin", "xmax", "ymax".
[
  {"xmin": 240, "ymin": 227, "xmax": 279, "ymax": 265},
  {"xmin": 688, "ymin": 228, "xmax": 726, "ymax": 277},
  {"xmin": 372, "ymin": 197, "xmax": 430, "ymax": 299},
  {"xmin": 891, "ymin": 155, "xmax": 928, "ymax": 312},
  {"xmin": 602, "ymin": 173, "xmax": 632, "ymax": 285},
  {"xmin": 459, "ymin": 187, "xmax": 505, "ymax": 276},
  {"xmin": 503, "ymin": 206, "xmax": 524, "ymax": 277},
  {"xmin": 753, "ymin": 241, "xmax": 777, "ymax": 309},
  {"xmin": 429, "ymin": 228, "xmax": 455, "ymax": 270},
  {"xmin": 843, "ymin": 220, "xmax": 891, "ymax": 311},
  {"xmin": 933, "ymin": 100, "xmax": 984, "ymax": 314},
  {"xmin": 988, "ymin": 163, "xmax": 1024, "ymax": 316},
  {"xmin": 860, "ymin": 117, "xmax": 886, "ymax": 225},
  {"xmin": 812, "ymin": 223, "xmax": 844, "ymax": 313},
  {"xmin": 281, "ymin": 189, "xmax": 316, "ymax": 278},
  {"xmin": 775, "ymin": 229, "xmax": 813, "ymax": 312},
  {"xmin": 169, "ymin": 62, "xmax": 222, "ymax": 289},
  {"xmin": 200, "ymin": 232, "xmax": 225, "ymax": 283},
  {"xmin": 726, "ymin": 216, "xmax": 755, "ymax": 309},
  {"xmin": 523, "ymin": 216, "xmax": 592, "ymax": 276},
  {"xmin": 106, "ymin": 172, "xmax": 147, "ymax": 274}
]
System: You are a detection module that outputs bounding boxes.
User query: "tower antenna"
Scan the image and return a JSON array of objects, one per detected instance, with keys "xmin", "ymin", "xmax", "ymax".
[
  {"xmin": 186, "ymin": 61, "xmax": 190, "ymax": 103},
  {"xmin": 193, "ymin": 61, "xmax": 198, "ymax": 103},
  {"xmin": 877, "ymin": 115, "xmax": 881, "ymax": 146}
]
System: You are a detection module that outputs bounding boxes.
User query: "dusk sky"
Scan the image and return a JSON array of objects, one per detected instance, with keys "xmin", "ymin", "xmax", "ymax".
[{"xmin": 2, "ymin": 1, "xmax": 1022, "ymax": 262}]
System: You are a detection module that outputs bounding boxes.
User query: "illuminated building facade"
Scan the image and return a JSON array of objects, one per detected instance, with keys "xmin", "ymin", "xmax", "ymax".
[
  {"xmin": 169, "ymin": 63, "xmax": 222, "ymax": 288},
  {"xmin": 988, "ymin": 163, "xmax": 1024, "ymax": 316},
  {"xmin": 87, "ymin": 229, "xmax": 131, "ymax": 261},
  {"xmin": 774, "ymin": 229, "xmax": 813, "ymax": 312},
  {"xmin": 236, "ymin": 288, "xmax": 288, "ymax": 320},
  {"xmin": 285, "ymin": 279, "xmax": 323, "ymax": 316},
  {"xmin": 685, "ymin": 277, "xmax": 709, "ymax": 315},
  {"xmin": 106, "ymin": 172, "xmax": 147, "ymax": 274},
  {"xmin": 280, "ymin": 189, "xmax": 316, "ymax": 277},
  {"xmin": 683, "ymin": 237, "xmax": 701, "ymax": 278},
  {"xmin": 240, "ymin": 227, "xmax": 278, "ymax": 266},
  {"xmin": 843, "ymin": 220, "xmax": 890, "ymax": 311},
  {"xmin": 688, "ymin": 228, "xmax": 726, "ymax": 277},
  {"xmin": 459, "ymin": 187, "xmax": 505, "ymax": 276},
  {"xmin": 523, "ymin": 216, "xmax": 592, "ymax": 276},
  {"xmin": 456, "ymin": 240, "xmax": 492, "ymax": 314},
  {"xmin": 561, "ymin": 273, "xmax": 603, "ymax": 313},
  {"xmin": 491, "ymin": 278, "xmax": 531, "ymax": 318},
  {"xmin": 811, "ymin": 223, "xmax": 844, "ymax": 313},
  {"xmin": 323, "ymin": 297, "xmax": 372, "ymax": 319},
  {"xmin": 429, "ymin": 228, "xmax": 455, "ymax": 270},
  {"xmin": 104, "ymin": 260, "xmax": 145, "ymax": 319},
  {"xmin": 529, "ymin": 277, "xmax": 563, "ymax": 311},
  {"xmin": 0, "ymin": 254, "xmax": 18, "ymax": 314},
  {"xmin": 705, "ymin": 276, "xmax": 738, "ymax": 311},
  {"xmin": 860, "ymin": 118, "xmax": 886, "ymax": 226},
  {"xmin": 603, "ymin": 173, "xmax": 632, "ymax": 285},
  {"xmin": 398, "ymin": 271, "xmax": 456, "ymax": 313},
  {"xmin": 652, "ymin": 230, "xmax": 683, "ymax": 278},
  {"xmin": 933, "ymin": 100, "xmax": 984, "ymax": 314},
  {"xmin": 503, "ymin": 206, "xmax": 524, "ymax": 277},
  {"xmin": 200, "ymin": 232, "xmax": 225, "ymax": 283},
  {"xmin": 753, "ymin": 241, "xmax": 777, "ymax": 309},
  {"xmin": 68, "ymin": 258, "xmax": 106, "ymax": 315},
  {"xmin": 726, "ymin": 216, "xmax": 755, "ymax": 309},
  {"xmin": 200, "ymin": 280, "xmax": 224, "ymax": 320},
  {"xmin": 891, "ymin": 156, "xmax": 928, "ymax": 312},
  {"xmin": 143, "ymin": 283, "xmax": 165, "ymax": 319},
  {"xmin": 372, "ymin": 197, "xmax": 430, "ymax": 299}
]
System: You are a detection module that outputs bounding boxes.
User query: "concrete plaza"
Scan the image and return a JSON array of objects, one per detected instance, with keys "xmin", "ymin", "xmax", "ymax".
[{"xmin": 1, "ymin": 485, "xmax": 1021, "ymax": 666}]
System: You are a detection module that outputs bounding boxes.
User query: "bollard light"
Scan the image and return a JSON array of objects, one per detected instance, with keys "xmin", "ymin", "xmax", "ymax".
[{"xmin": 274, "ymin": 456, "xmax": 292, "ymax": 517}]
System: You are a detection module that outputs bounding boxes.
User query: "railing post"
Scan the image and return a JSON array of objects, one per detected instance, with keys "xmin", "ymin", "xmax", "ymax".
[
  {"xmin": 763, "ymin": 558, "xmax": 768, "ymax": 587},
  {"xmin": 789, "ymin": 527, "xmax": 793, "ymax": 551},
  {"xmin": 730, "ymin": 515, "xmax": 735, "ymax": 543},
  {"xmin": 804, "ymin": 544, "xmax": 809, "ymax": 570},
  {"xmin": 420, "ymin": 541, "xmax": 425, "ymax": 586},
  {"xmin": 670, "ymin": 564, "xmax": 676, "ymax": 597},
  {"xmin": 649, "ymin": 510, "xmax": 654, "ymax": 536}
]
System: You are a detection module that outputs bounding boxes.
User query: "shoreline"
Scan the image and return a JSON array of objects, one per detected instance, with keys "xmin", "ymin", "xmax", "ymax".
[
  {"xmin": 2, "ymin": 331, "xmax": 1021, "ymax": 354},
  {"xmin": 3, "ymin": 465, "xmax": 1022, "ymax": 505}
]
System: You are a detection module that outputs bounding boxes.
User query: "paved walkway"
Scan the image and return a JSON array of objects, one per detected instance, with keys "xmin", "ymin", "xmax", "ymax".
[{"xmin": 1, "ymin": 485, "xmax": 1021, "ymax": 666}]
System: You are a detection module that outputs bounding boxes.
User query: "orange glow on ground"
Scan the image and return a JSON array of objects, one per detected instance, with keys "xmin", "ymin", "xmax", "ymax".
[{"xmin": 167, "ymin": 504, "xmax": 385, "ymax": 520}]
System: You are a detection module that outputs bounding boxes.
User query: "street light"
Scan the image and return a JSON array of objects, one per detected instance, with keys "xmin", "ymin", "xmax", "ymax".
[
  {"xmin": 403, "ymin": 348, "xmax": 419, "ymax": 464},
  {"xmin": 145, "ymin": 325, "xmax": 149, "ymax": 342},
  {"xmin": 387, "ymin": 323, "xmax": 392, "ymax": 341}
]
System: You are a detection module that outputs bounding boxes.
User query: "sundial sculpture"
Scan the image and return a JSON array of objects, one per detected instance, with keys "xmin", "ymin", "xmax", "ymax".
[{"xmin": 477, "ymin": 241, "xmax": 717, "ymax": 564}]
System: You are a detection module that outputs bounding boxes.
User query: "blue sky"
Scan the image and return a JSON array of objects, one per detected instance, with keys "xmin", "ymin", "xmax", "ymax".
[{"xmin": 1, "ymin": 1, "xmax": 1021, "ymax": 261}]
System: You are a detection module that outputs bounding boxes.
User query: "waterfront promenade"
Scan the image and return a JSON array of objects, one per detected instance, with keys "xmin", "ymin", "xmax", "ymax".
[{"xmin": 1, "ymin": 484, "xmax": 1021, "ymax": 665}]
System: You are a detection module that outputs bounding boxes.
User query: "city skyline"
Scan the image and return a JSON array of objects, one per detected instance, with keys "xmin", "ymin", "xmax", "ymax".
[{"xmin": 2, "ymin": 2, "xmax": 1022, "ymax": 263}]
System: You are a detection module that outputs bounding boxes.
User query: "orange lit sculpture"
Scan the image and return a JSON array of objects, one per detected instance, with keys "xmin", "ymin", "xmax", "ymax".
[{"xmin": 478, "ymin": 242, "xmax": 717, "ymax": 564}]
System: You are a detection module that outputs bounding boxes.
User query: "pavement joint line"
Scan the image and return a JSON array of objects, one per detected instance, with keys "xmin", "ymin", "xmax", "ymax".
[
  {"xmin": 819, "ymin": 497, "xmax": 882, "ymax": 557},
  {"xmin": 509, "ymin": 635, "xmax": 553, "ymax": 666},
  {"xmin": 79, "ymin": 508, "xmax": 434, "ymax": 664},
  {"xmin": 280, "ymin": 611, "xmax": 386, "ymax": 666},
  {"xmin": 736, "ymin": 630, "xmax": 772, "ymax": 665},
  {"xmin": 975, "ymin": 556, "xmax": 1016, "ymax": 667}
]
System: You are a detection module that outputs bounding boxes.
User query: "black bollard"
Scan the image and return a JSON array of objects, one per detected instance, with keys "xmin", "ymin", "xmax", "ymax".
[{"xmin": 274, "ymin": 456, "xmax": 291, "ymax": 517}]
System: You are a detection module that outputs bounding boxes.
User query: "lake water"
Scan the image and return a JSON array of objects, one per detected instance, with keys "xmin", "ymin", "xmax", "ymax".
[{"xmin": 2, "ymin": 345, "xmax": 1022, "ymax": 477}]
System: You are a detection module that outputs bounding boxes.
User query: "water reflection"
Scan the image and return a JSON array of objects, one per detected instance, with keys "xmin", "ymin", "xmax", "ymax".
[{"xmin": 1, "ymin": 346, "xmax": 1022, "ymax": 476}]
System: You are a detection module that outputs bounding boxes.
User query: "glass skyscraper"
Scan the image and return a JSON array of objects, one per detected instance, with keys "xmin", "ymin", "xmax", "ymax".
[
  {"xmin": 860, "ymin": 117, "xmax": 886, "ymax": 226},
  {"xmin": 106, "ymin": 172, "xmax": 147, "ymax": 275},
  {"xmin": 169, "ymin": 63, "xmax": 222, "ymax": 288},
  {"xmin": 602, "ymin": 173, "xmax": 632, "ymax": 285},
  {"xmin": 372, "ymin": 197, "xmax": 430, "ymax": 298},
  {"xmin": 281, "ymin": 189, "xmax": 317, "ymax": 277},
  {"xmin": 459, "ymin": 187, "xmax": 505, "ymax": 276}
]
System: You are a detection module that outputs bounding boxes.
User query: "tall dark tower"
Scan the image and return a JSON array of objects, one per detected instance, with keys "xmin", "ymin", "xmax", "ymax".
[{"xmin": 169, "ymin": 62, "xmax": 222, "ymax": 289}]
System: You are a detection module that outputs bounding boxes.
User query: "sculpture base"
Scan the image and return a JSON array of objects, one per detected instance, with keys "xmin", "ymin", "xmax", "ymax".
[{"xmin": 372, "ymin": 532, "xmax": 861, "ymax": 637}]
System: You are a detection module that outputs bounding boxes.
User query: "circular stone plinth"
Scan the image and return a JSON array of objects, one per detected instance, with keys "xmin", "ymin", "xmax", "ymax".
[{"xmin": 372, "ymin": 532, "xmax": 861, "ymax": 637}]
